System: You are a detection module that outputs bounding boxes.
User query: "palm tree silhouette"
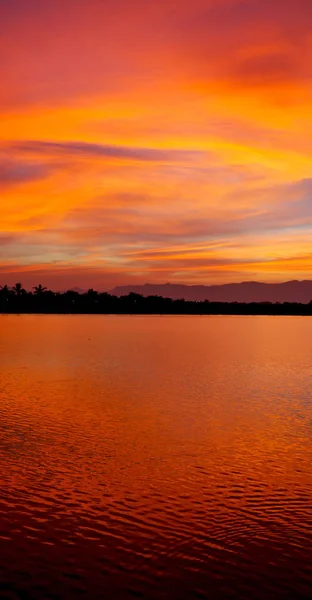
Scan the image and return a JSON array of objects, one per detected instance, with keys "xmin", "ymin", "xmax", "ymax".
[
  {"xmin": 0, "ymin": 285, "xmax": 10, "ymax": 297},
  {"xmin": 0, "ymin": 285, "xmax": 10, "ymax": 309},
  {"xmin": 33, "ymin": 284, "xmax": 47, "ymax": 295},
  {"xmin": 12, "ymin": 282, "xmax": 26, "ymax": 296}
]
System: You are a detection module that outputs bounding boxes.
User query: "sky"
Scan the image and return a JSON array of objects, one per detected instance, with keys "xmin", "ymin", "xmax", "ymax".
[{"xmin": 1, "ymin": 0, "xmax": 312, "ymax": 290}]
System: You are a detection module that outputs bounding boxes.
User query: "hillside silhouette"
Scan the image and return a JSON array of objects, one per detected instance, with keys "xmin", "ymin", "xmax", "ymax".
[
  {"xmin": 1, "ymin": 283, "xmax": 312, "ymax": 315},
  {"xmin": 110, "ymin": 280, "xmax": 312, "ymax": 304}
]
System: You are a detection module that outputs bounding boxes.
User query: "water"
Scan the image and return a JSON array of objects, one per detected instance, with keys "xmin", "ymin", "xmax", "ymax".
[{"xmin": 1, "ymin": 315, "xmax": 312, "ymax": 600}]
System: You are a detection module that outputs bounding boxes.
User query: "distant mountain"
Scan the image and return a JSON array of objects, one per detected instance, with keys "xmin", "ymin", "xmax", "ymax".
[{"xmin": 109, "ymin": 281, "xmax": 312, "ymax": 304}]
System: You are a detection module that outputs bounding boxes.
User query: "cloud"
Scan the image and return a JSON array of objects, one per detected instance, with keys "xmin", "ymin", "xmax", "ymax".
[
  {"xmin": 228, "ymin": 178, "xmax": 312, "ymax": 231},
  {"xmin": 0, "ymin": 233, "xmax": 15, "ymax": 246},
  {"xmin": 232, "ymin": 51, "xmax": 302, "ymax": 87},
  {"xmin": 1, "ymin": 0, "xmax": 311, "ymax": 112},
  {"xmin": 0, "ymin": 159, "xmax": 51, "ymax": 188},
  {"xmin": 9, "ymin": 140, "xmax": 203, "ymax": 164}
]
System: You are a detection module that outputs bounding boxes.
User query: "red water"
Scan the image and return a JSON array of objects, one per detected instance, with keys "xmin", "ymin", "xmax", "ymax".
[{"xmin": 1, "ymin": 315, "xmax": 312, "ymax": 599}]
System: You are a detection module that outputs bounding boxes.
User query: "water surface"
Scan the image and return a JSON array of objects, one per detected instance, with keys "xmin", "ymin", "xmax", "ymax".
[{"xmin": 1, "ymin": 315, "xmax": 312, "ymax": 599}]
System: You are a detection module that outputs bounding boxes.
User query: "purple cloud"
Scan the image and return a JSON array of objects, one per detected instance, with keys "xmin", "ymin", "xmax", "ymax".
[
  {"xmin": 9, "ymin": 140, "xmax": 203, "ymax": 163},
  {"xmin": 0, "ymin": 159, "xmax": 51, "ymax": 188}
]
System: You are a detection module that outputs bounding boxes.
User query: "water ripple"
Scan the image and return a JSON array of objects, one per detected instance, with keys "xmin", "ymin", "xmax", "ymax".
[{"xmin": 1, "ymin": 315, "xmax": 312, "ymax": 599}]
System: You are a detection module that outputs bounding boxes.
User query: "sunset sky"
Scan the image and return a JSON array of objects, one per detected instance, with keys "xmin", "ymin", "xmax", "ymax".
[{"xmin": 1, "ymin": 0, "xmax": 312, "ymax": 290}]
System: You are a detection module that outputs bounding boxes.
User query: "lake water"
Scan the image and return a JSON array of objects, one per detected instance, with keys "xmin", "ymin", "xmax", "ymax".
[{"xmin": 1, "ymin": 315, "xmax": 312, "ymax": 599}]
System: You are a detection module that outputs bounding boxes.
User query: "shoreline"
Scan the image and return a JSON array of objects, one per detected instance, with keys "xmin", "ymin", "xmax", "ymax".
[{"xmin": 1, "ymin": 307, "xmax": 312, "ymax": 316}]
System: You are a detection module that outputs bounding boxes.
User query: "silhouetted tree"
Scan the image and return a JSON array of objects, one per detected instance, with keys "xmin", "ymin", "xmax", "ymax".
[
  {"xmin": 87, "ymin": 288, "xmax": 98, "ymax": 300},
  {"xmin": 0, "ymin": 285, "xmax": 10, "ymax": 297},
  {"xmin": 33, "ymin": 284, "xmax": 47, "ymax": 295},
  {"xmin": 12, "ymin": 282, "xmax": 26, "ymax": 296},
  {"xmin": 0, "ymin": 285, "xmax": 10, "ymax": 310}
]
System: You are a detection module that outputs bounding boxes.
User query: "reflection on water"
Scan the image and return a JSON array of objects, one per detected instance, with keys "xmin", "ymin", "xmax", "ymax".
[{"xmin": 0, "ymin": 315, "xmax": 312, "ymax": 599}]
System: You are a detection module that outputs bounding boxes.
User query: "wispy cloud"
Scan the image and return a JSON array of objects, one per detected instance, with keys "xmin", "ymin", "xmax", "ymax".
[
  {"xmin": 0, "ymin": 159, "xmax": 52, "ymax": 188},
  {"xmin": 9, "ymin": 140, "xmax": 203, "ymax": 164}
]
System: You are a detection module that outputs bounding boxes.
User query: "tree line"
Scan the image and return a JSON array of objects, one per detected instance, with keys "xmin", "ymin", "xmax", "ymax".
[{"xmin": 1, "ymin": 283, "xmax": 312, "ymax": 315}]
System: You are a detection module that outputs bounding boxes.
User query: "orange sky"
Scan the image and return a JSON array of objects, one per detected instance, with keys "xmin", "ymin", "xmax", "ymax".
[{"xmin": 1, "ymin": 0, "xmax": 312, "ymax": 289}]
